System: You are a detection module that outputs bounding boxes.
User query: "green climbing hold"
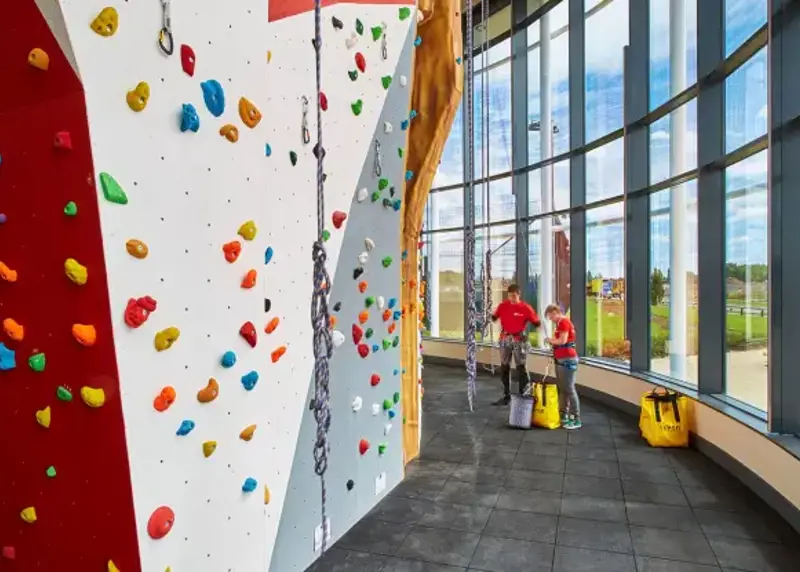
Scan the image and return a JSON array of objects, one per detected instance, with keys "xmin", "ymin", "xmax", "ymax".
[
  {"xmin": 381, "ymin": 75, "xmax": 392, "ymax": 89},
  {"xmin": 382, "ymin": 256, "xmax": 393, "ymax": 268},
  {"xmin": 382, "ymin": 399, "xmax": 393, "ymax": 410},
  {"xmin": 348, "ymin": 70, "xmax": 358, "ymax": 81},
  {"xmin": 378, "ymin": 178, "xmax": 389, "ymax": 190},
  {"xmin": 371, "ymin": 26, "xmax": 383, "ymax": 41},
  {"xmin": 29, "ymin": 352, "xmax": 45, "ymax": 372},
  {"xmin": 99, "ymin": 172, "xmax": 128, "ymax": 205},
  {"xmin": 392, "ymin": 335, "xmax": 400, "ymax": 347},
  {"xmin": 371, "ymin": 191, "xmax": 381, "ymax": 203},
  {"xmin": 322, "ymin": 230, "xmax": 331, "ymax": 242},
  {"xmin": 365, "ymin": 296, "xmax": 375, "ymax": 308},
  {"xmin": 393, "ymin": 392, "xmax": 400, "ymax": 404},
  {"xmin": 351, "ymin": 99, "xmax": 363, "ymax": 116},
  {"xmin": 378, "ymin": 443, "xmax": 387, "ymax": 455},
  {"xmin": 290, "ymin": 151, "xmax": 298, "ymax": 165},
  {"xmin": 63, "ymin": 201, "xmax": 77, "ymax": 216},
  {"xmin": 398, "ymin": 148, "xmax": 404, "ymax": 158},
  {"xmin": 382, "ymin": 339, "xmax": 391, "ymax": 351},
  {"xmin": 56, "ymin": 386, "xmax": 73, "ymax": 401},
  {"xmin": 46, "ymin": 466, "xmax": 56, "ymax": 478},
  {"xmin": 365, "ymin": 328, "xmax": 374, "ymax": 339},
  {"xmin": 356, "ymin": 18, "xmax": 364, "ymax": 35},
  {"xmin": 399, "ymin": 7, "xmax": 411, "ymax": 20}
]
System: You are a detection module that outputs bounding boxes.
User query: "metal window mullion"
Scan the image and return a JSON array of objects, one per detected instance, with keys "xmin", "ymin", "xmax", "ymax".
[{"xmin": 512, "ymin": 0, "xmax": 530, "ymax": 293}]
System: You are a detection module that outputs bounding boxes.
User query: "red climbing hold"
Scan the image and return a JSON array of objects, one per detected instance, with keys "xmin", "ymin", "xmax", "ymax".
[
  {"xmin": 124, "ymin": 295, "xmax": 157, "ymax": 328},
  {"xmin": 359, "ymin": 439, "xmax": 370, "ymax": 455},
  {"xmin": 358, "ymin": 281, "xmax": 368, "ymax": 293},
  {"xmin": 355, "ymin": 52, "xmax": 366, "ymax": 73},
  {"xmin": 147, "ymin": 506, "xmax": 175, "ymax": 539},
  {"xmin": 54, "ymin": 131, "xmax": 72, "ymax": 150},
  {"xmin": 240, "ymin": 321, "xmax": 257, "ymax": 347},
  {"xmin": 357, "ymin": 343, "xmax": 369, "ymax": 358},
  {"xmin": 2, "ymin": 546, "xmax": 15, "ymax": 560},
  {"xmin": 319, "ymin": 91, "xmax": 328, "ymax": 111},
  {"xmin": 370, "ymin": 374, "xmax": 381, "ymax": 387},
  {"xmin": 223, "ymin": 240, "xmax": 242, "ymax": 263},
  {"xmin": 382, "ymin": 309, "xmax": 392, "ymax": 322},
  {"xmin": 352, "ymin": 324, "xmax": 363, "ymax": 344},
  {"xmin": 332, "ymin": 210, "xmax": 347, "ymax": 229},
  {"xmin": 180, "ymin": 44, "xmax": 196, "ymax": 76}
]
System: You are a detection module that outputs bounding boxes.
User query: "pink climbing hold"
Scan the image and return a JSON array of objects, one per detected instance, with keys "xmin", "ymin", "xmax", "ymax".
[
  {"xmin": 319, "ymin": 91, "xmax": 328, "ymax": 111},
  {"xmin": 332, "ymin": 211, "xmax": 347, "ymax": 229},
  {"xmin": 355, "ymin": 52, "xmax": 366, "ymax": 73}
]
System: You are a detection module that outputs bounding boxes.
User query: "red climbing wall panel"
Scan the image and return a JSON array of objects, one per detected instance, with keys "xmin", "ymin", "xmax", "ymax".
[
  {"xmin": 0, "ymin": 2, "xmax": 141, "ymax": 570},
  {"xmin": 268, "ymin": 0, "xmax": 412, "ymax": 23}
]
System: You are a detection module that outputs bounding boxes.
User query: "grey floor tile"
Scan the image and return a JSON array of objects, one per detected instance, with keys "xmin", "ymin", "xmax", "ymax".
[
  {"xmin": 560, "ymin": 494, "xmax": 627, "ymax": 523},
  {"xmin": 709, "ymin": 536, "xmax": 798, "ymax": 572},
  {"xmin": 305, "ymin": 548, "xmax": 386, "ymax": 572},
  {"xmin": 406, "ymin": 460, "xmax": 461, "ymax": 478},
  {"xmin": 450, "ymin": 464, "xmax": 510, "ymax": 484},
  {"xmin": 463, "ymin": 448, "xmax": 519, "ymax": 468},
  {"xmin": 512, "ymin": 453, "xmax": 566, "ymax": 473},
  {"xmin": 396, "ymin": 526, "xmax": 481, "ymax": 567},
  {"xmin": 564, "ymin": 458, "xmax": 620, "ymax": 479},
  {"xmin": 369, "ymin": 496, "xmax": 429, "ymax": 524},
  {"xmin": 552, "ymin": 545, "xmax": 636, "ymax": 572},
  {"xmin": 635, "ymin": 557, "xmax": 721, "ymax": 571},
  {"xmin": 392, "ymin": 476, "xmax": 449, "ymax": 500},
  {"xmin": 381, "ymin": 557, "xmax": 467, "ymax": 572},
  {"xmin": 562, "ymin": 474, "xmax": 624, "ymax": 500},
  {"xmin": 619, "ymin": 462, "xmax": 680, "ymax": 485},
  {"xmin": 420, "ymin": 445, "xmax": 472, "ymax": 464},
  {"xmin": 622, "ymin": 480, "xmax": 688, "ymax": 506},
  {"xmin": 694, "ymin": 509, "xmax": 780, "ymax": 543},
  {"xmin": 469, "ymin": 535, "xmax": 554, "ymax": 572},
  {"xmin": 625, "ymin": 501, "xmax": 701, "ymax": 532},
  {"xmin": 495, "ymin": 488, "xmax": 562, "ymax": 515},
  {"xmin": 568, "ymin": 433, "xmax": 616, "ymax": 448},
  {"xmin": 630, "ymin": 526, "xmax": 717, "ymax": 565},
  {"xmin": 616, "ymin": 448, "xmax": 672, "ymax": 467},
  {"xmin": 566, "ymin": 445, "xmax": 618, "ymax": 462},
  {"xmin": 674, "ymin": 466, "xmax": 743, "ymax": 490},
  {"xmin": 518, "ymin": 442, "xmax": 568, "ymax": 458},
  {"xmin": 417, "ymin": 502, "xmax": 492, "ymax": 533},
  {"xmin": 683, "ymin": 486, "xmax": 753, "ymax": 513},
  {"xmin": 523, "ymin": 429, "xmax": 569, "ymax": 444},
  {"xmin": 336, "ymin": 518, "xmax": 414, "ymax": 555},
  {"xmin": 483, "ymin": 508, "xmax": 558, "ymax": 543},
  {"xmin": 436, "ymin": 480, "xmax": 502, "ymax": 507},
  {"xmin": 556, "ymin": 517, "xmax": 633, "ymax": 553},
  {"xmin": 504, "ymin": 469, "xmax": 564, "ymax": 493}
]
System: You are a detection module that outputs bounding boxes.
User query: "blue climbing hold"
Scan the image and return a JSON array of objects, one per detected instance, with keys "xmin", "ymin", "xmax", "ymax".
[
  {"xmin": 393, "ymin": 310, "xmax": 401, "ymax": 320},
  {"xmin": 265, "ymin": 143, "xmax": 272, "ymax": 157},
  {"xmin": 388, "ymin": 409, "xmax": 397, "ymax": 419},
  {"xmin": 456, "ymin": 56, "xmax": 462, "ymax": 64},
  {"xmin": 176, "ymin": 420, "xmax": 196, "ymax": 436},
  {"xmin": 409, "ymin": 110, "xmax": 418, "ymax": 120},
  {"xmin": 0, "ymin": 343, "xmax": 16, "ymax": 371},
  {"xmin": 388, "ymin": 298, "xmax": 397, "ymax": 309},
  {"xmin": 392, "ymin": 200, "xmax": 402, "ymax": 212},
  {"xmin": 0, "ymin": 213, "xmax": 6, "ymax": 224},
  {"xmin": 242, "ymin": 477, "xmax": 258, "ymax": 493},
  {"xmin": 401, "ymin": 119, "xmax": 409, "ymax": 131},
  {"xmin": 402, "ymin": 250, "xmax": 408, "ymax": 260},
  {"xmin": 201, "ymin": 79, "xmax": 225, "ymax": 117},
  {"xmin": 372, "ymin": 344, "xmax": 380, "ymax": 353},
  {"xmin": 393, "ymin": 369, "xmax": 399, "ymax": 376},
  {"xmin": 264, "ymin": 246, "xmax": 274, "ymax": 265},
  {"xmin": 414, "ymin": 36, "xmax": 422, "ymax": 47},
  {"xmin": 241, "ymin": 370, "xmax": 259, "ymax": 391},
  {"xmin": 405, "ymin": 170, "xmax": 413, "ymax": 181},
  {"xmin": 221, "ymin": 351, "xmax": 237, "ymax": 368},
  {"xmin": 180, "ymin": 103, "xmax": 200, "ymax": 132}
]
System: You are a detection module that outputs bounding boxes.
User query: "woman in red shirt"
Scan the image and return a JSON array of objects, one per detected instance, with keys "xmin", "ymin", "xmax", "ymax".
[{"xmin": 544, "ymin": 304, "xmax": 581, "ymax": 429}]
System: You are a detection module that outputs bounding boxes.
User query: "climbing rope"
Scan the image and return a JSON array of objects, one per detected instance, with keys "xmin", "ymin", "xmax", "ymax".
[
  {"xmin": 310, "ymin": 0, "xmax": 333, "ymax": 552},
  {"xmin": 464, "ymin": 0, "xmax": 477, "ymax": 412}
]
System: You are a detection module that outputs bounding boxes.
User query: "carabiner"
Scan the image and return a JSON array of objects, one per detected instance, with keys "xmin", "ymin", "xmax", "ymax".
[
  {"xmin": 158, "ymin": 0, "xmax": 174, "ymax": 56},
  {"xmin": 374, "ymin": 139, "xmax": 382, "ymax": 177},
  {"xmin": 301, "ymin": 96, "xmax": 311, "ymax": 145},
  {"xmin": 381, "ymin": 23, "xmax": 388, "ymax": 60}
]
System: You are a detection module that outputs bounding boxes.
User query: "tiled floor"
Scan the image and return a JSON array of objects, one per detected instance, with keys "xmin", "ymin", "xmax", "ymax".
[{"xmin": 308, "ymin": 364, "xmax": 800, "ymax": 572}]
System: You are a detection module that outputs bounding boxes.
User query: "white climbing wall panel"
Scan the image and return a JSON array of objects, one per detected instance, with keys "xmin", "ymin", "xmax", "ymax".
[{"xmin": 54, "ymin": 0, "xmax": 415, "ymax": 570}]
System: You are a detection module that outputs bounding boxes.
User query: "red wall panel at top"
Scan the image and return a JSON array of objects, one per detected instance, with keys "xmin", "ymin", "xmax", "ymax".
[
  {"xmin": 0, "ymin": 2, "xmax": 141, "ymax": 570},
  {"xmin": 269, "ymin": 0, "xmax": 413, "ymax": 23}
]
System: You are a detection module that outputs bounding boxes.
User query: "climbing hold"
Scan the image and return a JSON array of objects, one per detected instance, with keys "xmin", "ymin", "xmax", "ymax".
[
  {"xmin": 241, "ymin": 371, "xmax": 259, "ymax": 391},
  {"xmin": 201, "ymin": 80, "xmax": 225, "ymax": 117},
  {"xmin": 348, "ymin": 70, "xmax": 358, "ymax": 81},
  {"xmin": 322, "ymin": 230, "xmax": 331, "ymax": 241},
  {"xmin": 3, "ymin": 318, "xmax": 23, "ymax": 341},
  {"xmin": 333, "ymin": 302, "xmax": 342, "ymax": 312},
  {"xmin": 239, "ymin": 424, "xmax": 257, "ymax": 441},
  {"xmin": 383, "ymin": 399, "xmax": 393, "ymax": 411},
  {"xmin": 64, "ymin": 258, "xmax": 88, "ymax": 285},
  {"xmin": 197, "ymin": 378, "xmax": 219, "ymax": 403},
  {"xmin": 356, "ymin": 18, "xmax": 364, "ymax": 35},
  {"xmin": 320, "ymin": 91, "xmax": 328, "ymax": 111},
  {"xmin": 265, "ymin": 317, "xmax": 280, "ymax": 334},
  {"xmin": 153, "ymin": 386, "xmax": 176, "ymax": 412},
  {"xmin": 383, "ymin": 310, "xmax": 392, "ymax": 321},
  {"xmin": 372, "ymin": 403, "xmax": 380, "ymax": 415},
  {"xmin": 384, "ymin": 423, "xmax": 392, "ymax": 435},
  {"xmin": 126, "ymin": 81, "xmax": 150, "ymax": 112},
  {"xmin": 264, "ymin": 485, "xmax": 271, "ymax": 504},
  {"xmin": 176, "ymin": 420, "xmax": 195, "ymax": 436},
  {"xmin": 124, "ymin": 295, "xmax": 157, "ymax": 328},
  {"xmin": 1, "ymin": 546, "xmax": 14, "ymax": 560},
  {"xmin": 0, "ymin": 343, "xmax": 16, "ymax": 371},
  {"xmin": 401, "ymin": 119, "xmax": 409, "ymax": 130},
  {"xmin": 351, "ymin": 99, "xmax": 363, "ymax": 116},
  {"xmin": 72, "ymin": 324, "xmax": 97, "ymax": 347},
  {"xmin": 359, "ymin": 439, "xmax": 369, "ymax": 455},
  {"xmin": 353, "ymin": 267, "xmax": 364, "ymax": 280},
  {"xmin": 221, "ymin": 351, "xmax": 237, "ymax": 368},
  {"xmin": 393, "ymin": 199, "xmax": 402, "ymax": 211},
  {"xmin": 239, "ymin": 97, "xmax": 263, "ymax": 128},
  {"xmin": 54, "ymin": 131, "xmax": 72, "ymax": 150},
  {"xmin": 370, "ymin": 374, "xmax": 381, "ymax": 386},
  {"xmin": 399, "ymin": 7, "xmax": 411, "ymax": 20},
  {"xmin": 35, "ymin": 407, "xmax": 51, "ymax": 428},
  {"xmin": 332, "ymin": 16, "xmax": 344, "ymax": 29},
  {"xmin": 290, "ymin": 151, "xmax": 298, "ymax": 165},
  {"xmin": 99, "ymin": 172, "xmax": 128, "ymax": 205},
  {"xmin": 352, "ymin": 324, "xmax": 364, "ymax": 344},
  {"xmin": 220, "ymin": 124, "xmax": 239, "ymax": 142},
  {"xmin": 393, "ymin": 392, "xmax": 401, "ymax": 404},
  {"xmin": 371, "ymin": 26, "xmax": 383, "ymax": 41},
  {"xmin": 20, "ymin": 507, "xmax": 37, "ymax": 524},
  {"xmin": 332, "ymin": 210, "xmax": 347, "ymax": 229},
  {"xmin": 378, "ymin": 178, "xmax": 389, "ymax": 190},
  {"xmin": 264, "ymin": 298, "xmax": 272, "ymax": 313},
  {"xmin": 456, "ymin": 56, "xmax": 462, "ymax": 64},
  {"xmin": 28, "ymin": 48, "xmax": 49, "ymax": 71},
  {"xmin": 126, "ymin": 239, "xmax": 149, "ymax": 259},
  {"xmin": 382, "ymin": 339, "xmax": 391, "ymax": 351},
  {"xmin": 271, "ymin": 346, "xmax": 287, "ymax": 363},
  {"xmin": 365, "ymin": 296, "xmax": 375, "ymax": 308},
  {"xmin": 357, "ymin": 344, "xmax": 369, "ymax": 358},
  {"xmin": 405, "ymin": 170, "xmax": 414, "ymax": 181},
  {"xmin": 398, "ymin": 147, "xmax": 404, "ymax": 158},
  {"xmin": 402, "ymin": 249, "xmax": 408, "ymax": 260},
  {"xmin": 346, "ymin": 479, "xmax": 354, "ymax": 491},
  {"xmin": 154, "ymin": 327, "xmax": 180, "ymax": 351},
  {"xmin": 64, "ymin": 201, "xmax": 78, "ymax": 216},
  {"xmin": 393, "ymin": 369, "xmax": 399, "ymax": 375},
  {"xmin": 382, "ymin": 256, "xmax": 393, "ymax": 268},
  {"xmin": 400, "ymin": 75, "xmax": 408, "ymax": 87},
  {"xmin": 365, "ymin": 327, "xmax": 374, "ymax": 339},
  {"xmin": 356, "ymin": 187, "xmax": 368, "ymax": 202},
  {"xmin": 147, "ymin": 506, "xmax": 175, "ymax": 539},
  {"xmin": 90, "ymin": 7, "xmax": 119, "ymax": 36},
  {"xmin": 358, "ymin": 252, "xmax": 369, "ymax": 265},
  {"xmin": 388, "ymin": 322, "xmax": 396, "ymax": 334},
  {"xmin": 382, "ymin": 199, "xmax": 393, "ymax": 208},
  {"xmin": 381, "ymin": 75, "xmax": 392, "ymax": 89},
  {"xmin": 409, "ymin": 110, "xmax": 418, "ymax": 120},
  {"xmin": 372, "ymin": 344, "xmax": 380, "ymax": 353},
  {"xmin": 108, "ymin": 562, "xmax": 120, "ymax": 572},
  {"xmin": 180, "ymin": 103, "xmax": 200, "ymax": 132},
  {"xmin": 223, "ymin": 240, "xmax": 242, "ymax": 263},
  {"xmin": 377, "ymin": 296, "xmax": 385, "ymax": 310},
  {"xmin": 238, "ymin": 220, "xmax": 258, "ymax": 241},
  {"xmin": 358, "ymin": 310, "xmax": 369, "ymax": 324},
  {"xmin": 332, "ymin": 330, "xmax": 345, "ymax": 347},
  {"xmin": 414, "ymin": 36, "xmax": 422, "ymax": 47},
  {"xmin": 352, "ymin": 396, "xmax": 363, "ymax": 412},
  {"xmin": 378, "ymin": 443, "xmax": 387, "ymax": 455},
  {"xmin": 330, "ymin": 315, "xmax": 338, "ymax": 328},
  {"xmin": 265, "ymin": 143, "xmax": 272, "ymax": 156},
  {"xmin": 393, "ymin": 335, "xmax": 400, "ymax": 347},
  {"xmin": 0, "ymin": 214, "xmax": 5, "ymax": 224},
  {"xmin": 29, "ymin": 352, "xmax": 45, "ymax": 372},
  {"xmin": 384, "ymin": 121, "xmax": 393, "ymax": 134},
  {"xmin": 240, "ymin": 321, "xmax": 258, "ymax": 347},
  {"xmin": 355, "ymin": 52, "xmax": 366, "ymax": 73},
  {"xmin": 364, "ymin": 238, "xmax": 375, "ymax": 251},
  {"xmin": 180, "ymin": 44, "xmax": 196, "ymax": 76},
  {"xmin": 56, "ymin": 386, "xmax": 72, "ymax": 401},
  {"xmin": 346, "ymin": 33, "xmax": 358, "ymax": 50},
  {"xmin": 80, "ymin": 386, "xmax": 106, "ymax": 408},
  {"xmin": 393, "ymin": 310, "xmax": 402, "ymax": 320},
  {"xmin": 267, "ymin": 50, "xmax": 272, "ymax": 62},
  {"xmin": 202, "ymin": 441, "xmax": 217, "ymax": 458},
  {"xmin": 242, "ymin": 478, "xmax": 257, "ymax": 493}
]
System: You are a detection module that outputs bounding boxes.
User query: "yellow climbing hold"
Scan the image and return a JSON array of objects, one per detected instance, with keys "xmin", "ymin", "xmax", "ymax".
[
  {"xmin": 267, "ymin": 50, "xmax": 272, "ymax": 63},
  {"xmin": 20, "ymin": 507, "xmax": 37, "ymax": 524},
  {"xmin": 154, "ymin": 327, "xmax": 180, "ymax": 351},
  {"xmin": 27, "ymin": 48, "xmax": 49, "ymax": 71},
  {"xmin": 202, "ymin": 441, "xmax": 217, "ymax": 458},
  {"xmin": 81, "ymin": 386, "xmax": 106, "ymax": 408},
  {"xmin": 65, "ymin": 258, "xmax": 88, "ymax": 285},
  {"xmin": 108, "ymin": 560, "xmax": 121, "ymax": 572},
  {"xmin": 264, "ymin": 485, "xmax": 271, "ymax": 505},
  {"xmin": 238, "ymin": 220, "xmax": 257, "ymax": 241},
  {"xmin": 35, "ymin": 407, "xmax": 51, "ymax": 428},
  {"xmin": 91, "ymin": 7, "xmax": 119, "ymax": 37},
  {"xmin": 126, "ymin": 81, "xmax": 150, "ymax": 112}
]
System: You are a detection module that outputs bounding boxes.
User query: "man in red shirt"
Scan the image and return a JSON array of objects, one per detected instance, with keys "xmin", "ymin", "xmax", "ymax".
[
  {"xmin": 544, "ymin": 304, "xmax": 581, "ymax": 429},
  {"xmin": 490, "ymin": 284, "xmax": 541, "ymax": 405}
]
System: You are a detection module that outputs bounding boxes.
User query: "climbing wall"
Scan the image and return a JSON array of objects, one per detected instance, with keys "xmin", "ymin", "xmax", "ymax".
[{"xmin": 0, "ymin": 0, "xmax": 417, "ymax": 571}]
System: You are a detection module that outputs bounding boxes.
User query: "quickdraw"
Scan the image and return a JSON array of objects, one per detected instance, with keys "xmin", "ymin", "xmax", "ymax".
[
  {"xmin": 374, "ymin": 139, "xmax": 382, "ymax": 177},
  {"xmin": 158, "ymin": 0, "xmax": 174, "ymax": 56},
  {"xmin": 301, "ymin": 96, "xmax": 311, "ymax": 145},
  {"xmin": 381, "ymin": 23, "xmax": 388, "ymax": 60}
]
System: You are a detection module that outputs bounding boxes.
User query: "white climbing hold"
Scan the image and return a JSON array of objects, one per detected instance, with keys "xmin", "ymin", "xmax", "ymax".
[
  {"xmin": 377, "ymin": 296, "xmax": 385, "ymax": 310},
  {"xmin": 384, "ymin": 423, "xmax": 392, "ymax": 435},
  {"xmin": 416, "ymin": 10, "xmax": 424, "ymax": 23},
  {"xmin": 400, "ymin": 75, "xmax": 407, "ymax": 87},
  {"xmin": 358, "ymin": 252, "xmax": 369, "ymax": 265},
  {"xmin": 346, "ymin": 33, "xmax": 358, "ymax": 49},
  {"xmin": 352, "ymin": 396, "xmax": 363, "ymax": 412},
  {"xmin": 372, "ymin": 403, "xmax": 380, "ymax": 416},
  {"xmin": 384, "ymin": 121, "xmax": 393, "ymax": 134},
  {"xmin": 332, "ymin": 330, "xmax": 345, "ymax": 347},
  {"xmin": 364, "ymin": 237, "xmax": 375, "ymax": 251},
  {"xmin": 356, "ymin": 188, "xmax": 368, "ymax": 202}
]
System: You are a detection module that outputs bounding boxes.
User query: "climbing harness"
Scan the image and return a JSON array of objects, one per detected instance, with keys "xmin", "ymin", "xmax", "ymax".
[
  {"xmin": 374, "ymin": 139, "xmax": 383, "ymax": 177},
  {"xmin": 301, "ymin": 96, "xmax": 311, "ymax": 145},
  {"xmin": 381, "ymin": 23, "xmax": 388, "ymax": 60},
  {"xmin": 158, "ymin": 0, "xmax": 174, "ymax": 56},
  {"xmin": 310, "ymin": 0, "xmax": 333, "ymax": 553}
]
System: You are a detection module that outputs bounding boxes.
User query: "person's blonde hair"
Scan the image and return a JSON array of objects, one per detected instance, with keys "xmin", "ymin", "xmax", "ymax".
[{"xmin": 544, "ymin": 304, "xmax": 561, "ymax": 315}]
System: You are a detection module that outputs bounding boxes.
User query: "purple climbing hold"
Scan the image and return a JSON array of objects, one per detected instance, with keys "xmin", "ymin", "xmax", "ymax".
[{"xmin": 0, "ymin": 213, "xmax": 6, "ymax": 224}]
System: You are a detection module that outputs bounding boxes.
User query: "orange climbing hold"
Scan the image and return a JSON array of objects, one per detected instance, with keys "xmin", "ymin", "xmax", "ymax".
[
  {"xmin": 0, "ymin": 261, "xmax": 18, "ymax": 282},
  {"xmin": 2, "ymin": 318, "xmax": 24, "ymax": 341},
  {"xmin": 239, "ymin": 97, "xmax": 263, "ymax": 129},
  {"xmin": 28, "ymin": 48, "xmax": 49, "ymax": 71},
  {"xmin": 223, "ymin": 241, "xmax": 242, "ymax": 263},
  {"xmin": 358, "ymin": 281, "xmax": 368, "ymax": 293},
  {"xmin": 271, "ymin": 346, "xmax": 287, "ymax": 363},
  {"xmin": 153, "ymin": 386, "xmax": 176, "ymax": 412},
  {"xmin": 126, "ymin": 239, "xmax": 149, "ymax": 259},
  {"xmin": 220, "ymin": 124, "xmax": 239, "ymax": 142},
  {"xmin": 382, "ymin": 310, "xmax": 392, "ymax": 322},
  {"xmin": 329, "ymin": 315, "xmax": 337, "ymax": 328},
  {"xmin": 265, "ymin": 317, "xmax": 280, "ymax": 334},
  {"xmin": 197, "ymin": 378, "xmax": 219, "ymax": 403},
  {"xmin": 71, "ymin": 324, "xmax": 97, "ymax": 347},
  {"xmin": 388, "ymin": 322, "xmax": 396, "ymax": 334},
  {"xmin": 241, "ymin": 269, "xmax": 257, "ymax": 289},
  {"xmin": 358, "ymin": 311, "xmax": 369, "ymax": 325},
  {"xmin": 240, "ymin": 424, "xmax": 257, "ymax": 441},
  {"xmin": 409, "ymin": 279, "xmax": 417, "ymax": 289}
]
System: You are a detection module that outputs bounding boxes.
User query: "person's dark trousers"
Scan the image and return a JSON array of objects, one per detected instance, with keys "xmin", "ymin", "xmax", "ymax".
[{"xmin": 516, "ymin": 365, "xmax": 530, "ymax": 395}]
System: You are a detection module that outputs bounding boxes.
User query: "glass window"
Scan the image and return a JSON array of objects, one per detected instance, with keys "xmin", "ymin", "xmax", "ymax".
[
  {"xmin": 432, "ymin": 100, "xmax": 463, "ymax": 188},
  {"xmin": 476, "ymin": 224, "xmax": 517, "ymax": 342},
  {"xmin": 529, "ymin": 159, "xmax": 571, "ymax": 216},
  {"xmin": 475, "ymin": 43, "xmax": 512, "ymax": 177},
  {"xmin": 421, "ymin": 231, "xmax": 465, "ymax": 340},
  {"xmin": 649, "ymin": 98, "xmax": 698, "ymax": 185},
  {"xmin": 725, "ymin": 48, "xmax": 768, "ymax": 153},
  {"xmin": 586, "ymin": 137, "xmax": 624, "ymax": 203},
  {"xmin": 725, "ymin": 151, "xmax": 768, "ymax": 411},
  {"xmin": 725, "ymin": 0, "xmax": 767, "ymax": 57},
  {"xmin": 586, "ymin": 201, "xmax": 628, "ymax": 362},
  {"xmin": 528, "ymin": 214, "xmax": 572, "ymax": 347},
  {"xmin": 649, "ymin": 182, "xmax": 699, "ymax": 385},
  {"xmin": 585, "ymin": 0, "xmax": 628, "ymax": 142},
  {"xmin": 648, "ymin": 0, "xmax": 698, "ymax": 110},
  {"xmin": 475, "ymin": 177, "xmax": 516, "ymax": 224},
  {"xmin": 426, "ymin": 189, "xmax": 464, "ymax": 230}
]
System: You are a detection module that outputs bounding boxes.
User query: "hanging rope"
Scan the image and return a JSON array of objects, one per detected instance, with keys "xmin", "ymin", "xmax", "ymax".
[
  {"xmin": 479, "ymin": 0, "xmax": 493, "ymax": 373},
  {"xmin": 310, "ymin": 0, "xmax": 333, "ymax": 552},
  {"xmin": 464, "ymin": 0, "xmax": 477, "ymax": 412}
]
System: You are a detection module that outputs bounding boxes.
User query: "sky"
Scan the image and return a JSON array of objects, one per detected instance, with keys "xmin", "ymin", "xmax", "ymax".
[{"xmin": 426, "ymin": 0, "xmax": 769, "ymax": 279}]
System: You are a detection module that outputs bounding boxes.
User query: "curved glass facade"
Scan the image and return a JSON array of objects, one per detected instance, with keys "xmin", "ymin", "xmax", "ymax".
[{"xmin": 422, "ymin": 0, "xmax": 799, "ymax": 434}]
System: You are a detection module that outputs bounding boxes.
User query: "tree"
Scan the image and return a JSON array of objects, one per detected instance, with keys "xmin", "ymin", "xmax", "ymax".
[{"xmin": 651, "ymin": 268, "xmax": 666, "ymax": 306}]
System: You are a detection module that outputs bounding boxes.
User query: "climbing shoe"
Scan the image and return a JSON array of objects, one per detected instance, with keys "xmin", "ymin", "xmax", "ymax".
[
  {"xmin": 565, "ymin": 418, "xmax": 582, "ymax": 430},
  {"xmin": 492, "ymin": 395, "xmax": 511, "ymax": 406}
]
